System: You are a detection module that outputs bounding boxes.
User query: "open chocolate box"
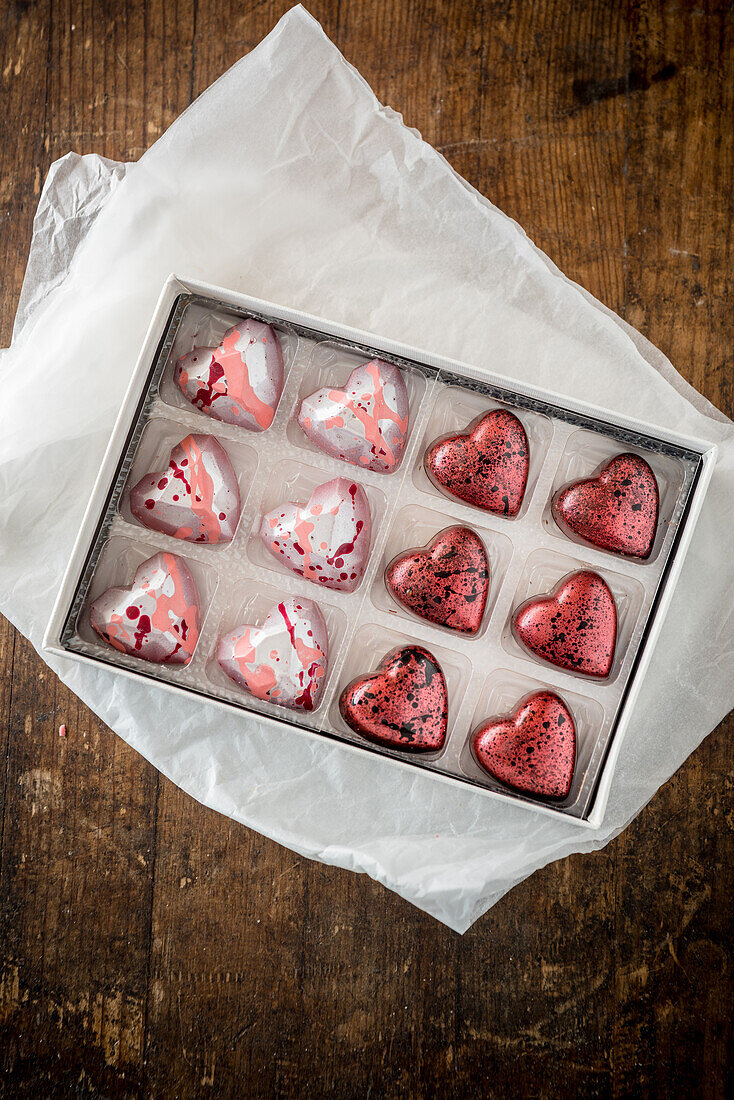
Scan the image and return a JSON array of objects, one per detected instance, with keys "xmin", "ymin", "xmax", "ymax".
[{"xmin": 44, "ymin": 275, "xmax": 717, "ymax": 827}]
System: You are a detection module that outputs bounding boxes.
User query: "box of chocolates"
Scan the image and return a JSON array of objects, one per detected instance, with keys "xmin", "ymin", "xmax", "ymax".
[{"xmin": 44, "ymin": 275, "xmax": 717, "ymax": 826}]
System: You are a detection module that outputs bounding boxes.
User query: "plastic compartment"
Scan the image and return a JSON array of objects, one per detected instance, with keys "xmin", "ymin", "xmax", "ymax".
[
  {"xmin": 371, "ymin": 502, "xmax": 514, "ymax": 638},
  {"xmin": 246, "ymin": 457, "xmax": 387, "ymax": 593},
  {"xmin": 459, "ymin": 668, "xmax": 605, "ymax": 810},
  {"xmin": 119, "ymin": 414, "xmax": 259, "ymax": 547},
  {"xmin": 413, "ymin": 385, "xmax": 554, "ymax": 520},
  {"xmin": 502, "ymin": 547, "xmax": 646, "ymax": 683},
  {"xmin": 76, "ymin": 535, "xmax": 218, "ymax": 668},
  {"xmin": 543, "ymin": 428, "xmax": 688, "ymax": 564},
  {"xmin": 285, "ymin": 339, "xmax": 429, "ymax": 472},
  {"xmin": 157, "ymin": 299, "xmax": 300, "ymax": 428},
  {"xmin": 51, "ymin": 287, "xmax": 708, "ymax": 824},
  {"xmin": 329, "ymin": 621, "xmax": 472, "ymax": 760},
  {"xmin": 202, "ymin": 574, "xmax": 348, "ymax": 727}
]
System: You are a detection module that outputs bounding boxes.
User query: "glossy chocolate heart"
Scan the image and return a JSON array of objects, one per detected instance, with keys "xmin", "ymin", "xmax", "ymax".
[
  {"xmin": 339, "ymin": 645, "xmax": 448, "ymax": 752},
  {"xmin": 425, "ymin": 409, "xmax": 529, "ymax": 515},
  {"xmin": 512, "ymin": 570, "xmax": 617, "ymax": 678},
  {"xmin": 298, "ymin": 359, "xmax": 409, "ymax": 473},
  {"xmin": 472, "ymin": 690, "xmax": 576, "ymax": 799},
  {"xmin": 89, "ymin": 551, "xmax": 200, "ymax": 665},
  {"xmin": 129, "ymin": 434, "xmax": 240, "ymax": 544},
  {"xmin": 385, "ymin": 525, "xmax": 489, "ymax": 635},
  {"xmin": 552, "ymin": 452, "xmax": 659, "ymax": 559},
  {"xmin": 259, "ymin": 476, "xmax": 371, "ymax": 592},
  {"xmin": 217, "ymin": 597, "xmax": 329, "ymax": 711},
  {"xmin": 175, "ymin": 319, "xmax": 284, "ymax": 430}
]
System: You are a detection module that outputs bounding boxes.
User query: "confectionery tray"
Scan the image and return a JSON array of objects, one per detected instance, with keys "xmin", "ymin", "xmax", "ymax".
[{"xmin": 44, "ymin": 275, "xmax": 717, "ymax": 827}]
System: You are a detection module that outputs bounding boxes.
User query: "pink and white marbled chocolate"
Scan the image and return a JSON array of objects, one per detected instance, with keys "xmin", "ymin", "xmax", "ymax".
[
  {"xmin": 298, "ymin": 359, "xmax": 409, "ymax": 473},
  {"xmin": 90, "ymin": 551, "xmax": 200, "ymax": 665},
  {"xmin": 259, "ymin": 476, "xmax": 371, "ymax": 592},
  {"xmin": 130, "ymin": 434, "xmax": 240, "ymax": 544},
  {"xmin": 217, "ymin": 597, "xmax": 329, "ymax": 711},
  {"xmin": 175, "ymin": 319, "xmax": 284, "ymax": 431}
]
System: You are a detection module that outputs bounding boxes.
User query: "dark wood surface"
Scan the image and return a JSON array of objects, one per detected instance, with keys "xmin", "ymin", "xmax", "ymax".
[{"xmin": 1, "ymin": 2, "xmax": 732, "ymax": 1097}]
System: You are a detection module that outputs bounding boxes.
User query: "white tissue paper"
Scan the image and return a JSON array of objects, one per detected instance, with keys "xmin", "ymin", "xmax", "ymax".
[{"xmin": 1, "ymin": 5, "xmax": 732, "ymax": 932}]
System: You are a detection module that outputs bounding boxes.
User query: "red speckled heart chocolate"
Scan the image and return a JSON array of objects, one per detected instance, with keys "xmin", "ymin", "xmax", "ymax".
[
  {"xmin": 385, "ymin": 526, "xmax": 489, "ymax": 635},
  {"xmin": 425, "ymin": 409, "xmax": 529, "ymax": 516},
  {"xmin": 339, "ymin": 645, "xmax": 448, "ymax": 752},
  {"xmin": 512, "ymin": 570, "xmax": 617, "ymax": 678},
  {"xmin": 472, "ymin": 690, "xmax": 576, "ymax": 799},
  {"xmin": 552, "ymin": 452, "xmax": 659, "ymax": 559}
]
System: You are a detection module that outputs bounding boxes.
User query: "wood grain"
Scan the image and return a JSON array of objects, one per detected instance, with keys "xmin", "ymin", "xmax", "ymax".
[{"xmin": 0, "ymin": 1, "xmax": 731, "ymax": 1097}]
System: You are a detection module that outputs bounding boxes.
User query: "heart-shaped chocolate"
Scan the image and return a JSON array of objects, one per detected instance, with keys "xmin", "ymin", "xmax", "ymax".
[
  {"xmin": 339, "ymin": 645, "xmax": 448, "ymax": 752},
  {"xmin": 298, "ymin": 359, "xmax": 409, "ymax": 473},
  {"xmin": 385, "ymin": 525, "xmax": 489, "ymax": 635},
  {"xmin": 425, "ymin": 409, "xmax": 529, "ymax": 515},
  {"xmin": 89, "ymin": 551, "xmax": 200, "ymax": 665},
  {"xmin": 472, "ymin": 690, "xmax": 576, "ymax": 799},
  {"xmin": 129, "ymin": 434, "xmax": 240, "ymax": 544},
  {"xmin": 175, "ymin": 319, "xmax": 284, "ymax": 430},
  {"xmin": 512, "ymin": 570, "xmax": 617, "ymax": 678},
  {"xmin": 217, "ymin": 597, "xmax": 329, "ymax": 711},
  {"xmin": 552, "ymin": 452, "xmax": 659, "ymax": 559},
  {"xmin": 259, "ymin": 476, "xmax": 371, "ymax": 592}
]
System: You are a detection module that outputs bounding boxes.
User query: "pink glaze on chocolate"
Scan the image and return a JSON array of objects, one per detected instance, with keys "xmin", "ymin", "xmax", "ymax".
[
  {"xmin": 259, "ymin": 476, "xmax": 371, "ymax": 593},
  {"xmin": 175, "ymin": 319, "xmax": 284, "ymax": 431},
  {"xmin": 472, "ymin": 690, "xmax": 576, "ymax": 800},
  {"xmin": 130, "ymin": 434, "xmax": 240, "ymax": 544},
  {"xmin": 89, "ymin": 551, "xmax": 200, "ymax": 665},
  {"xmin": 512, "ymin": 569, "xmax": 617, "ymax": 678},
  {"xmin": 217, "ymin": 597, "xmax": 329, "ymax": 712},
  {"xmin": 298, "ymin": 359, "xmax": 409, "ymax": 473}
]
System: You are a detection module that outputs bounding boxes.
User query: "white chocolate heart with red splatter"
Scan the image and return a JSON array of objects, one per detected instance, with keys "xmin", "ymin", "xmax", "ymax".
[
  {"xmin": 217, "ymin": 597, "xmax": 329, "ymax": 711},
  {"xmin": 175, "ymin": 319, "xmax": 284, "ymax": 431},
  {"xmin": 90, "ymin": 552, "xmax": 200, "ymax": 665},
  {"xmin": 130, "ymin": 434, "xmax": 240, "ymax": 544},
  {"xmin": 259, "ymin": 476, "xmax": 371, "ymax": 592},
  {"xmin": 298, "ymin": 359, "xmax": 409, "ymax": 472}
]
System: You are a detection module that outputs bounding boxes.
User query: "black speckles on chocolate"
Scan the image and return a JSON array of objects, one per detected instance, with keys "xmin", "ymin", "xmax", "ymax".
[{"xmin": 339, "ymin": 645, "xmax": 448, "ymax": 752}]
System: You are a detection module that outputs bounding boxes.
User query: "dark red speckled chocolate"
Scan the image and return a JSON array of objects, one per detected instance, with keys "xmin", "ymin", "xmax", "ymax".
[
  {"xmin": 425, "ymin": 409, "xmax": 529, "ymax": 516},
  {"xmin": 512, "ymin": 570, "xmax": 617, "ymax": 678},
  {"xmin": 472, "ymin": 690, "xmax": 576, "ymax": 799},
  {"xmin": 552, "ymin": 452, "xmax": 659, "ymax": 559},
  {"xmin": 339, "ymin": 645, "xmax": 448, "ymax": 752},
  {"xmin": 385, "ymin": 526, "xmax": 489, "ymax": 635}
]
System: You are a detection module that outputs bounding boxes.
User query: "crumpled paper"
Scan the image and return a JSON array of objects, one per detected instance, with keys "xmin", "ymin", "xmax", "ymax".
[{"xmin": 1, "ymin": 5, "xmax": 732, "ymax": 932}]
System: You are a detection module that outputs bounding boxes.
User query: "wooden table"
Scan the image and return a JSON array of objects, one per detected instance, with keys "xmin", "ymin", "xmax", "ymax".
[{"xmin": 1, "ymin": 2, "xmax": 731, "ymax": 1096}]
